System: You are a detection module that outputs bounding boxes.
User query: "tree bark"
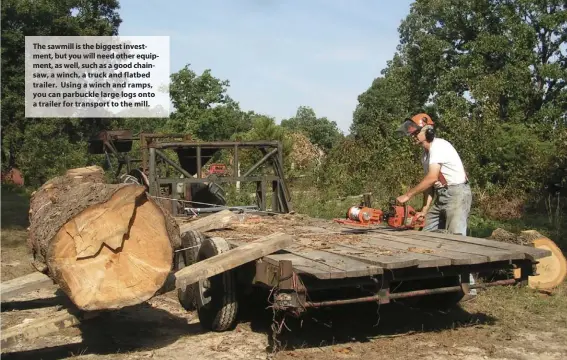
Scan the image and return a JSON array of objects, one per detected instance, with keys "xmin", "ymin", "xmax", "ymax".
[{"xmin": 27, "ymin": 166, "xmax": 181, "ymax": 311}]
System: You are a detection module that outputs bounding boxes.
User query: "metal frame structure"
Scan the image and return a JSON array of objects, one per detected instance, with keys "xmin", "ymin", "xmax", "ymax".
[{"xmin": 88, "ymin": 130, "xmax": 293, "ymax": 215}]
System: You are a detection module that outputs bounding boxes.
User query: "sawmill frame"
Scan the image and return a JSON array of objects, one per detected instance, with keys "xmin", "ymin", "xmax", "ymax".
[{"xmin": 87, "ymin": 130, "xmax": 293, "ymax": 215}]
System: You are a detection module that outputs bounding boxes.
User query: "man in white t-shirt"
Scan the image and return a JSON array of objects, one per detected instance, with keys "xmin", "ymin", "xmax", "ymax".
[
  {"xmin": 395, "ymin": 113, "xmax": 476, "ymax": 298},
  {"xmin": 395, "ymin": 113, "xmax": 472, "ymax": 236}
]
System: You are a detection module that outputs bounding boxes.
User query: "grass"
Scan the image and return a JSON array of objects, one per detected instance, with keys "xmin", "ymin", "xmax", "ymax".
[{"xmin": 463, "ymin": 281, "xmax": 567, "ymax": 333}]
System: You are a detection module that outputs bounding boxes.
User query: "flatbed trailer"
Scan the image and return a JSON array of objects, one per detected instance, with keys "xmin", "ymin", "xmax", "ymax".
[
  {"xmin": 0, "ymin": 213, "xmax": 554, "ymax": 348},
  {"xmin": 175, "ymin": 214, "xmax": 552, "ymax": 331}
]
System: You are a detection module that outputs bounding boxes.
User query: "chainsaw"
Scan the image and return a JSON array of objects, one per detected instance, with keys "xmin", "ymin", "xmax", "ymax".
[{"xmin": 333, "ymin": 198, "xmax": 425, "ymax": 230}]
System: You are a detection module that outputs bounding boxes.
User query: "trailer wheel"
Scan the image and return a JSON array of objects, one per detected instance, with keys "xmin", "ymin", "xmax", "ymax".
[
  {"xmin": 196, "ymin": 237, "xmax": 238, "ymax": 332},
  {"xmin": 177, "ymin": 230, "xmax": 207, "ymax": 311}
]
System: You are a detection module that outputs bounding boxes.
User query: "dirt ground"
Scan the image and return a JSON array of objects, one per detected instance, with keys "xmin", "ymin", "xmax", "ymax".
[{"xmin": 2, "ymin": 190, "xmax": 567, "ymax": 360}]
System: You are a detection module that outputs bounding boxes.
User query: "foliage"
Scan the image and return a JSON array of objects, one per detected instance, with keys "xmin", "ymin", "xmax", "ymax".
[
  {"xmin": 338, "ymin": 0, "xmax": 567, "ymax": 212},
  {"xmin": 229, "ymin": 114, "xmax": 294, "ymax": 175},
  {"xmin": 165, "ymin": 65, "xmax": 253, "ymax": 140},
  {"xmin": 281, "ymin": 106, "xmax": 344, "ymax": 152},
  {"xmin": 1, "ymin": 0, "xmax": 122, "ymax": 185}
]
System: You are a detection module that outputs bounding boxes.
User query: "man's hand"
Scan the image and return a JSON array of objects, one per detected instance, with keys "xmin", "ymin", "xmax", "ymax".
[
  {"xmin": 415, "ymin": 211, "xmax": 427, "ymax": 220},
  {"xmin": 396, "ymin": 194, "xmax": 411, "ymax": 204}
]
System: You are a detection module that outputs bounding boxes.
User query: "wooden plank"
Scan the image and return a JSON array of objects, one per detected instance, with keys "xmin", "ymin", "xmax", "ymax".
[
  {"xmin": 293, "ymin": 225, "xmax": 333, "ymax": 234},
  {"xmin": 276, "ymin": 244, "xmax": 384, "ymax": 278},
  {"xmin": 380, "ymin": 230, "xmax": 529, "ymax": 261},
  {"xmin": 377, "ymin": 229, "xmax": 550, "ymax": 260},
  {"xmin": 366, "ymin": 233, "xmax": 489, "ymax": 265},
  {"xmin": 396, "ymin": 233, "xmax": 524, "ymax": 262},
  {"xmin": 262, "ymin": 253, "xmax": 341, "ymax": 279},
  {"xmin": 178, "ymin": 209, "xmax": 237, "ymax": 234},
  {"xmin": 225, "ymin": 236, "xmax": 384, "ymax": 279},
  {"xmin": 0, "ymin": 308, "xmax": 99, "ymax": 348},
  {"xmin": 328, "ymin": 238, "xmax": 452, "ymax": 268},
  {"xmin": 0, "ymin": 272, "xmax": 55, "ymax": 301},
  {"xmin": 304, "ymin": 242, "xmax": 423, "ymax": 269},
  {"xmin": 175, "ymin": 232, "xmax": 293, "ymax": 289}
]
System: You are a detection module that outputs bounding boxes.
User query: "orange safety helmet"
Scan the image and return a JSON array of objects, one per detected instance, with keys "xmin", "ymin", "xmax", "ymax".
[{"xmin": 396, "ymin": 113, "xmax": 434, "ymax": 136}]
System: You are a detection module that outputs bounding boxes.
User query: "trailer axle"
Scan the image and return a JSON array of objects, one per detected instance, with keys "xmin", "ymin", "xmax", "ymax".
[{"xmin": 302, "ymin": 279, "xmax": 517, "ymax": 308}]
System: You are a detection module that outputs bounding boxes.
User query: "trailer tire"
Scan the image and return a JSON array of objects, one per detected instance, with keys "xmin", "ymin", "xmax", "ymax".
[
  {"xmin": 196, "ymin": 237, "xmax": 238, "ymax": 332},
  {"xmin": 177, "ymin": 230, "xmax": 207, "ymax": 311}
]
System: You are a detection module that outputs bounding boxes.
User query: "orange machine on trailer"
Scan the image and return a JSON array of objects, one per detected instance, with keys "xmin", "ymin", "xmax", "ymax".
[{"xmin": 334, "ymin": 198, "xmax": 425, "ymax": 230}]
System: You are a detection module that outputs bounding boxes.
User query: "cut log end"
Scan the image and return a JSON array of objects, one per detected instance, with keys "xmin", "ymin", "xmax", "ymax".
[
  {"xmin": 48, "ymin": 191, "xmax": 174, "ymax": 310},
  {"xmin": 527, "ymin": 236, "xmax": 567, "ymax": 290},
  {"xmin": 28, "ymin": 166, "xmax": 180, "ymax": 311},
  {"xmin": 490, "ymin": 229, "xmax": 566, "ymax": 290}
]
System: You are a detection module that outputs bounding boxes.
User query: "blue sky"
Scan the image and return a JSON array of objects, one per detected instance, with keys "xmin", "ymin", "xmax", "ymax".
[{"xmin": 117, "ymin": 0, "xmax": 414, "ymax": 133}]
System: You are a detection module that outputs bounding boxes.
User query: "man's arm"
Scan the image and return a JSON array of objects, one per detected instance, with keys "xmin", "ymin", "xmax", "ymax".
[
  {"xmin": 397, "ymin": 163, "xmax": 441, "ymax": 204},
  {"xmin": 422, "ymin": 187, "xmax": 433, "ymax": 212}
]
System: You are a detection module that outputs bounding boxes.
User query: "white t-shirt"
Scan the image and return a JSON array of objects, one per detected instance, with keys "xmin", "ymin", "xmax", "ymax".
[{"xmin": 422, "ymin": 138, "xmax": 467, "ymax": 185}]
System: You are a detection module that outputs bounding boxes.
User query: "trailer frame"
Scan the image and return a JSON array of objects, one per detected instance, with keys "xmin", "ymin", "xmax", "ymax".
[{"xmin": 171, "ymin": 214, "xmax": 552, "ymax": 332}]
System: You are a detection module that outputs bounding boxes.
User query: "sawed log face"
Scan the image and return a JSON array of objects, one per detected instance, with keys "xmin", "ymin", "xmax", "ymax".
[{"xmin": 27, "ymin": 166, "xmax": 181, "ymax": 311}]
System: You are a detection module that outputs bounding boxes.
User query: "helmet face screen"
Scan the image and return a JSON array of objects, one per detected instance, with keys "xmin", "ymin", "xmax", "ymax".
[{"xmin": 396, "ymin": 120, "xmax": 421, "ymax": 136}]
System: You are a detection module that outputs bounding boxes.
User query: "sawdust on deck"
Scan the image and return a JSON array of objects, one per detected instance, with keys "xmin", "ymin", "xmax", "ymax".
[{"xmin": 199, "ymin": 213, "xmax": 405, "ymax": 256}]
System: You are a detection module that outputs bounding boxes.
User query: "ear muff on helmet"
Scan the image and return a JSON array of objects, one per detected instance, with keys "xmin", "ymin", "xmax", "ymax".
[{"xmin": 425, "ymin": 126, "xmax": 435, "ymax": 142}]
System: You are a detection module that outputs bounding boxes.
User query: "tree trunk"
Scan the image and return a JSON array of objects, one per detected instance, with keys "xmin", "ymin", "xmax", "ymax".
[{"xmin": 27, "ymin": 166, "xmax": 181, "ymax": 311}]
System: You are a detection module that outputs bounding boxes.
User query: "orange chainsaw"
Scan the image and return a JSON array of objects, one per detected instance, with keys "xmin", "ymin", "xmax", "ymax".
[{"xmin": 333, "ymin": 198, "xmax": 425, "ymax": 230}]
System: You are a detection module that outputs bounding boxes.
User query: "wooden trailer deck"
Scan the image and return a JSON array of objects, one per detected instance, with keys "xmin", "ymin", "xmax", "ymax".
[
  {"xmin": 208, "ymin": 214, "xmax": 551, "ymax": 281},
  {"xmin": 197, "ymin": 213, "xmax": 554, "ymax": 313}
]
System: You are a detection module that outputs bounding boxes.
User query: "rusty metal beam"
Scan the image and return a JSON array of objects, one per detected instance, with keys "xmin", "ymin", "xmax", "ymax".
[
  {"xmin": 242, "ymin": 148, "xmax": 278, "ymax": 178},
  {"xmin": 152, "ymin": 141, "xmax": 279, "ymax": 149},
  {"xmin": 157, "ymin": 176, "xmax": 279, "ymax": 184},
  {"xmin": 196, "ymin": 146, "xmax": 202, "ymax": 179},
  {"xmin": 302, "ymin": 279, "xmax": 517, "ymax": 308},
  {"xmin": 154, "ymin": 149, "xmax": 193, "ymax": 179},
  {"xmin": 149, "ymin": 147, "xmax": 157, "ymax": 195}
]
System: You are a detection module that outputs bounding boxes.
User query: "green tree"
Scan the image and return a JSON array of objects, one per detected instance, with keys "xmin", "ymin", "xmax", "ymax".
[
  {"xmin": 342, "ymin": 0, "xmax": 566, "ymax": 200},
  {"xmin": 1, "ymin": 0, "xmax": 122, "ymax": 185},
  {"xmin": 281, "ymin": 106, "xmax": 343, "ymax": 152},
  {"xmin": 165, "ymin": 65, "xmax": 252, "ymax": 140},
  {"xmin": 397, "ymin": 0, "xmax": 566, "ymax": 125}
]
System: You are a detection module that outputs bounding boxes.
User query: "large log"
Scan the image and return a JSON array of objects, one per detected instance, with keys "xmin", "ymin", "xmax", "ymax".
[
  {"xmin": 489, "ymin": 228, "xmax": 566, "ymax": 290},
  {"xmin": 27, "ymin": 166, "xmax": 181, "ymax": 311}
]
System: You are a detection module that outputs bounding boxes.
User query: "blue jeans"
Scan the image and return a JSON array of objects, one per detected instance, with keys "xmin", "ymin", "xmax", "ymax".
[
  {"xmin": 423, "ymin": 183, "xmax": 476, "ymax": 295},
  {"xmin": 423, "ymin": 183, "xmax": 472, "ymax": 236}
]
